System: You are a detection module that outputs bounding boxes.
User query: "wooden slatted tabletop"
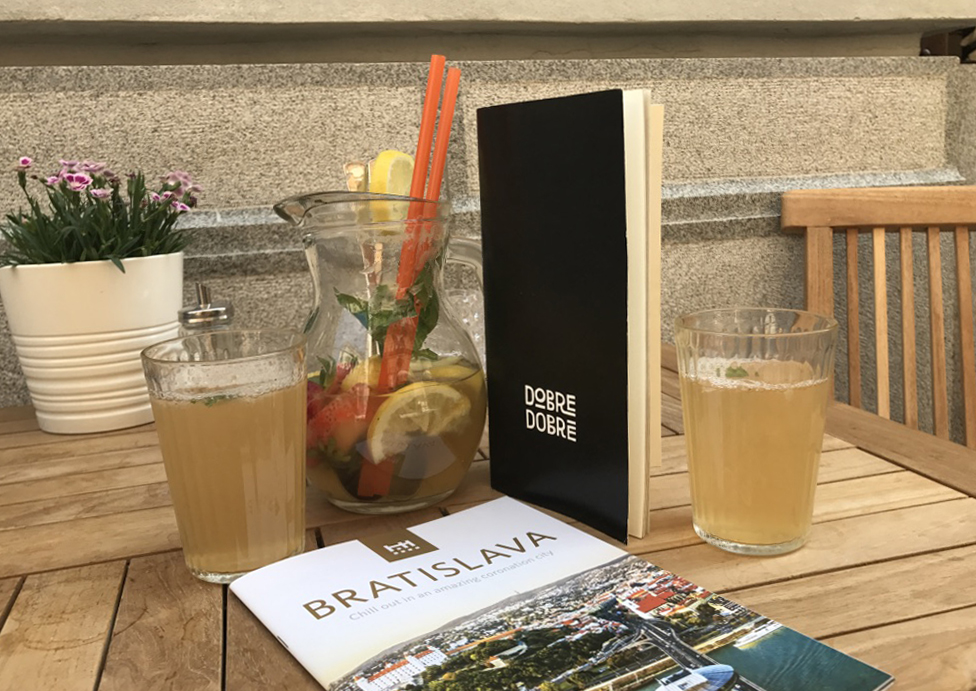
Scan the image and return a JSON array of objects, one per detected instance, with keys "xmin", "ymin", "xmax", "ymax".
[{"xmin": 1, "ymin": 354, "xmax": 975, "ymax": 690}]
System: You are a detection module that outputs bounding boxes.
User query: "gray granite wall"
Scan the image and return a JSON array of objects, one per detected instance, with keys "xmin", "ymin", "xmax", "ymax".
[{"xmin": 0, "ymin": 56, "xmax": 973, "ymax": 441}]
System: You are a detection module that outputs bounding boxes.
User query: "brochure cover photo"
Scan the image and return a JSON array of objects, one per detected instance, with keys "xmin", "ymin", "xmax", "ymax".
[{"xmin": 230, "ymin": 498, "xmax": 893, "ymax": 691}]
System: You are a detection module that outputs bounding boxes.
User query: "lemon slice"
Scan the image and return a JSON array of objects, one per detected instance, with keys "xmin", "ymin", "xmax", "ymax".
[
  {"xmin": 367, "ymin": 381, "xmax": 470, "ymax": 460},
  {"xmin": 341, "ymin": 355, "xmax": 382, "ymax": 392},
  {"xmin": 368, "ymin": 149, "xmax": 414, "ymax": 221},
  {"xmin": 429, "ymin": 364, "xmax": 485, "ymax": 402}
]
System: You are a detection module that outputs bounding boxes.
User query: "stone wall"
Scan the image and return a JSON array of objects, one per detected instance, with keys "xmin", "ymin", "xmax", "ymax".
[{"xmin": 0, "ymin": 56, "xmax": 973, "ymax": 440}]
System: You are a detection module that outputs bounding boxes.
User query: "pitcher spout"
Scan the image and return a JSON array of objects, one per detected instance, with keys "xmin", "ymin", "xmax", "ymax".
[{"xmin": 273, "ymin": 195, "xmax": 313, "ymax": 226}]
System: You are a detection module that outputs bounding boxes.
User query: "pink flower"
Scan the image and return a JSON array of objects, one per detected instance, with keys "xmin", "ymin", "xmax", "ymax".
[
  {"xmin": 149, "ymin": 192, "xmax": 162, "ymax": 202},
  {"xmin": 15, "ymin": 156, "xmax": 32, "ymax": 171},
  {"xmin": 45, "ymin": 175, "xmax": 61, "ymax": 186},
  {"xmin": 79, "ymin": 161, "xmax": 107, "ymax": 173},
  {"xmin": 63, "ymin": 172, "xmax": 93, "ymax": 192},
  {"xmin": 171, "ymin": 201, "xmax": 191, "ymax": 212},
  {"xmin": 162, "ymin": 170, "xmax": 193, "ymax": 185},
  {"xmin": 89, "ymin": 188, "xmax": 112, "ymax": 199},
  {"xmin": 161, "ymin": 191, "xmax": 174, "ymax": 200},
  {"xmin": 59, "ymin": 159, "xmax": 79, "ymax": 170}
]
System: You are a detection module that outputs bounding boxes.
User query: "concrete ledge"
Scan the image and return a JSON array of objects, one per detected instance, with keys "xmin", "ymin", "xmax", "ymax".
[
  {"xmin": 1, "ymin": 1, "xmax": 973, "ymax": 63},
  {"xmin": 1, "ymin": 0, "xmax": 973, "ymax": 30}
]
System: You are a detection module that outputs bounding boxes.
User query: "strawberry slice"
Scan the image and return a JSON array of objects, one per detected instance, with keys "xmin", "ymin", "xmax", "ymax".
[
  {"xmin": 307, "ymin": 384, "xmax": 375, "ymax": 452},
  {"xmin": 325, "ymin": 358, "xmax": 356, "ymax": 396},
  {"xmin": 306, "ymin": 379, "xmax": 328, "ymax": 420},
  {"xmin": 357, "ymin": 458, "xmax": 396, "ymax": 498}
]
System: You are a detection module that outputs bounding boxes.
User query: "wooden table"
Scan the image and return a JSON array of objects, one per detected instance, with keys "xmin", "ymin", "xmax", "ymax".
[{"xmin": 1, "ymin": 356, "xmax": 975, "ymax": 690}]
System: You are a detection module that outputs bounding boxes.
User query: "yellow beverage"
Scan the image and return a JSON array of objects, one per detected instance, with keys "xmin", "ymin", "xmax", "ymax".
[
  {"xmin": 306, "ymin": 358, "xmax": 487, "ymax": 512},
  {"xmin": 152, "ymin": 381, "xmax": 306, "ymax": 579},
  {"xmin": 680, "ymin": 359, "xmax": 829, "ymax": 550}
]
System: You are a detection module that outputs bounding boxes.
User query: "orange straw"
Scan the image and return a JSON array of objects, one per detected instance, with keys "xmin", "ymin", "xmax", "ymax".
[
  {"xmin": 410, "ymin": 66, "xmax": 462, "ymax": 284},
  {"xmin": 423, "ymin": 67, "xmax": 461, "ymax": 211},
  {"xmin": 378, "ymin": 56, "xmax": 449, "ymax": 395},
  {"xmin": 395, "ymin": 54, "xmax": 446, "ymax": 300}
]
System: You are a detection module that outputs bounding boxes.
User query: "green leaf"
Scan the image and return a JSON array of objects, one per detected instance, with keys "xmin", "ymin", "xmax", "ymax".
[
  {"xmin": 725, "ymin": 365, "xmax": 750, "ymax": 378},
  {"xmin": 330, "ymin": 256, "xmax": 443, "ymax": 359},
  {"xmin": 408, "ymin": 261, "xmax": 440, "ymax": 355},
  {"xmin": 415, "ymin": 347, "xmax": 439, "ymax": 361},
  {"xmin": 191, "ymin": 394, "xmax": 233, "ymax": 407},
  {"xmin": 315, "ymin": 356, "xmax": 337, "ymax": 388},
  {"xmin": 413, "ymin": 287, "xmax": 439, "ymax": 352}
]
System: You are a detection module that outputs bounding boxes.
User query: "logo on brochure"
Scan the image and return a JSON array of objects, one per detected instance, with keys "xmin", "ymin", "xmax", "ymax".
[{"xmin": 360, "ymin": 528, "xmax": 439, "ymax": 563}]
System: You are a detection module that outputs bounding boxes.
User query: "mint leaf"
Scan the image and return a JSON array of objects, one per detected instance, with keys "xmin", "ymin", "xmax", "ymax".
[
  {"xmin": 725, "ymin": 365, "xmax": 749, "ymax": 378},
  {"xmin": 331, "ymin": 258, "xmax": 442, "ymax": 358},
  {"xmin": 191, "ymin": 394, "xmax": 233, "ymax": 407}
]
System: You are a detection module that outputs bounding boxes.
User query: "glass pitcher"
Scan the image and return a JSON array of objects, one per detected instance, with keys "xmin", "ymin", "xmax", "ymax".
[{"xmin": 274, "ymin": 192, "xmax": 486, "ymax": 514}]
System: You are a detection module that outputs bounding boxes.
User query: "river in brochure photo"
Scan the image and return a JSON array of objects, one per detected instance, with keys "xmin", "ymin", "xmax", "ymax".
[{"xmin": 230, "ymin": 498, "xmax": 893, "ymax": 691}]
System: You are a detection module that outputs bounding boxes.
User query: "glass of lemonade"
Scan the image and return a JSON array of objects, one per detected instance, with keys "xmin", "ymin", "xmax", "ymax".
[
  {"xmin": 675, "ymin": 308, "xmax": 837, "ymax": 556},
  {"xmin": 141, "ymin": 329, "xmax": 307, "ymax": 583}
]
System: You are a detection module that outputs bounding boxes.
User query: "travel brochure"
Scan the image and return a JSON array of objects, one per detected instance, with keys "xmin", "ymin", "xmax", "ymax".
[{"xmin": 231, "ymin": 497, "xmax": 893, "ymax": 691}]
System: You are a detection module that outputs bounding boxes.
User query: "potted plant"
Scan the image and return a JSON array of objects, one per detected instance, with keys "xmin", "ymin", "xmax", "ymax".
[{"xmin": 0, "ymin": 157, "xmax": 199, "ymax": 433}]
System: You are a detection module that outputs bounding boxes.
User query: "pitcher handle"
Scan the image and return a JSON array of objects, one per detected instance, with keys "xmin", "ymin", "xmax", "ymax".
[
  {"xmin": 446, "ymin": 237, "xmax": 483, "ymax": 289},
  {"xmin": 444, "ymin": 237, "xmax": 486, "ymax": 370}
]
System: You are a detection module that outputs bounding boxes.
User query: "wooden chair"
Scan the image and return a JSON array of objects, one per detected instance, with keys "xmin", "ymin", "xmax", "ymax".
[{"xmin": 781, "ymin": 186, "xmax": 976, "ymax": 447}]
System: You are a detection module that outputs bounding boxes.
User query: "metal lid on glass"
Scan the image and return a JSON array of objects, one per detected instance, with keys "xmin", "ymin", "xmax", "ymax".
[{"xmin": 178, "ymin": 283, "xmax": 235, "ymax": 326}]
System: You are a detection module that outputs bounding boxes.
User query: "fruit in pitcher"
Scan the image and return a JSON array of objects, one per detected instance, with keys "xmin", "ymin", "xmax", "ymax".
[
  {"xmin": 307, "ymin": 383, "xmax": 376, "ymax": 453},
  {"xmin": 366, "ymin": 381, "xmax": 471, "ymax": 460},
  {"xmin": 341, "ymin": 356, "xmax": 382, "ymax": 392}
]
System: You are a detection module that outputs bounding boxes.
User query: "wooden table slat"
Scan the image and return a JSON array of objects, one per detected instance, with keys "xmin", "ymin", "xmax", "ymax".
[
  {"xmin": 0, "ymin": 578, "xmax": 21, "ymax": 630},
  {"xmin": 0, "ymin": 463, "xmax": 167, "ymax": 508},
  {"xmin": 826, "ymin": 401, "xmax": 976, "ymax": 497},
  {"xmin": 0, "ymin": 447, "xmax": 163, "ymax": 486},
  {"xmin": 825, "ymin": 604, "xmax": 976, "ymax": 688},
  {"xmin": 225, "ymin": 592, "xmax": 322, "ymax": 691},
  {"xmin": 0, "ymin": 406, "xmax": 36, "ymax": 425},
  {"xmin": 660, "ymin": 392, "xmax": 684, "ymax": 433},
  {"xmin": 0, "ymin": 561, "xmax": 125, "ymax": 691},
  {"xmin": 0, "ymin": 430, "xmax": 159, "ymax": 465},
  {"xmin": 650, "ymin": 468, "xmax": 961, "ymax": 517},
  {"xmin": 98, "ymin": 553, "xmax": 222, "ymax": 691},
  {"xmin": 727, "ymin": 544, "xmax": 976, "ymax": 641},
  {"xmin": 0, "ymin": 507, "xmax": 181, "ymax": 580},
  {"xmin": 643, "ymin": 498, "xmax": 976, "ymax": 593},
  {"xmin": 652, "ymin": 440, "xmax": 895, "ymax": 481},
  {"xmin": 0, "ymin": 482, "xmax": 172, "ymax": 532},
  {"xmin": 0, "ymin": 418, "xmax": 40, "ymax": 436}
]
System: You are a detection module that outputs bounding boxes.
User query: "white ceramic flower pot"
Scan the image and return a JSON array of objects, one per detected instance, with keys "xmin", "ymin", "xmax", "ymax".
[{"xmin": 0, "ymin": 253, "xmax": 184, "ymax": 434}]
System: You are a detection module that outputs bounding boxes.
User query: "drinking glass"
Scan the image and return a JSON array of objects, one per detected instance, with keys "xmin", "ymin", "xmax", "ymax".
[
  {"xmin": 141, "ymin": 329, "xmax": 307, "ymax": 583},
  {"xmin": 675, "ymin": 308, "xmax": 837, "ymax": 555}
]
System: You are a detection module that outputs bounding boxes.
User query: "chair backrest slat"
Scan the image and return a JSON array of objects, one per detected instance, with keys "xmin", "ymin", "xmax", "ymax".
[
  {"xmin": 872, "ymin": 227, "xmax": 890, "ymax": 418},
  {"xmin": 899, "ymin": 227, "xmax": 919, "ymax": 429},
  {"xmin": 781, "ymin": 187, "xmax": 976, "ymax": 229},
  {"xmin": 954, "ymin": 226, "xmax": 976, "ymax": 449},
  {"xmin": 783, "ymin": 186, "xmax": 976, "ymax": 448},
  {"xmin": 846, "ymin": 228, "xmax": 862, "ymax": 407},
  {"xmin": 805, "ymin": 227, "xmax": 834, "ymax": 317},
  {"xmin": 927, "ymin": 226, "xmax": 950, "ymax": 439}
]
